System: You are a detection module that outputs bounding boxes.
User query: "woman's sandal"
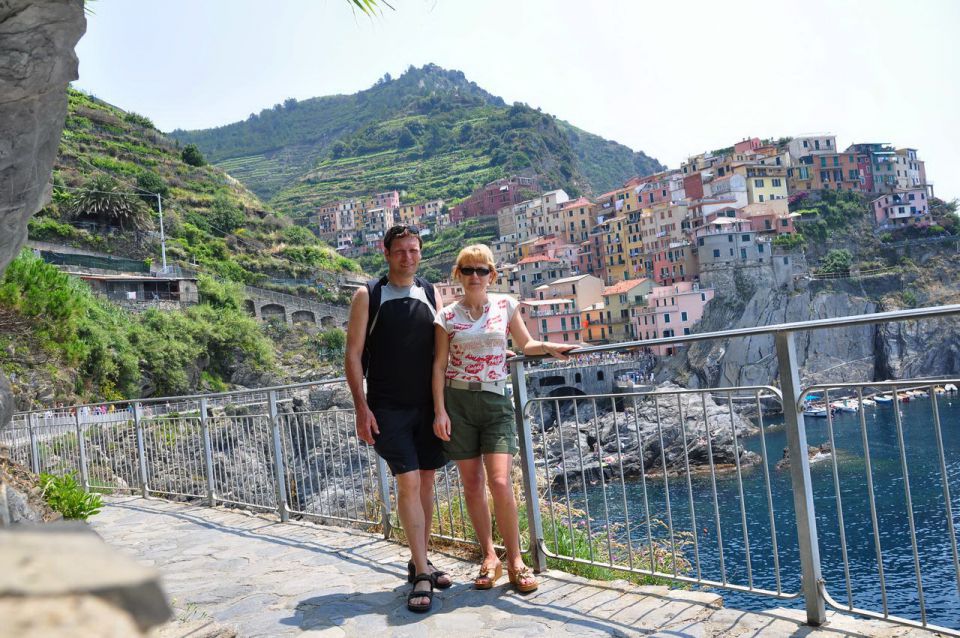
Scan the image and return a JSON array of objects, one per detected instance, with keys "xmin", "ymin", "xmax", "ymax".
[
  {"xmin": 507, "ymin": 565, "xmax": 539, "ymax": 593},
  {"xmin": 473, "ymin": 562, "xmax": 503, "ymax": 590},
  {"xmin": 406, "ymin": 559, "xmax": 452, "ymax": 589},
  {"xmin": 407, "ymin": 573, "xmax": 434, "ymax": 613}
]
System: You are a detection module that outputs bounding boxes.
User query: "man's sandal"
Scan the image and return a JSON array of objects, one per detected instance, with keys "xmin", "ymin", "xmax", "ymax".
[
  {"xmin": 407, "ymin": 573, "xmax": 434, "ymax": 613},
  {"xmin": 507, "ymin": 566, "xmax": 539, "ymax": 593},
  {"xmin": 473, "ymin": 562, "xmax": 503, "ymax": 590},
  {"xmin": 406, "ymin": 560, "xmax": 452, "ymax": 589}
]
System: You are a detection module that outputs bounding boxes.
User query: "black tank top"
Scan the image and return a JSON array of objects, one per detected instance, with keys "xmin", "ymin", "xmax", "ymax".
[{"xmin": 366, "ymin": 282, "xmax": 435, "ymax": 408}]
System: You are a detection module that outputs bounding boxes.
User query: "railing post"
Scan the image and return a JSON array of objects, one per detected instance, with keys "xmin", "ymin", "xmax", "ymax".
[
  {"xmin": 376, "ymin": 455, "xmax": 392, "ymax": 540},
  {"xmin": 268, "ymin": 391, "xmax": 290, "ymax": 522},
  {"xmin": 511, "ymin": 359, "xmax": 547, "ymax": 573},
  {"xmin": 28, "ymin": 413, "xmax": 40, "ymax": 474},
  {"xmin": 133, "ymin": 403, "xmax": 149, "ymax": 498},
  {"xmin": 774, "ymin": 331, "xmax": 826, "ymax": 625},
  {"xmin": 74, "ymin": 410, "xmax": 90, "ymax": 491},
  {"xmin": 200, "ymin": 397, "xmax": 217, "ymax": 507}
]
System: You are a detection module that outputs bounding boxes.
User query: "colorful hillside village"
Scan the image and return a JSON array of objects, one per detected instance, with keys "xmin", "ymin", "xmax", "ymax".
[{"xmin": 312, "ymin": 135, "xmax": 935, "ymax": 352}]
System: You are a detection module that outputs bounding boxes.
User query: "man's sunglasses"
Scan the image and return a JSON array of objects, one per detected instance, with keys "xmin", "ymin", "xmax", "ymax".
[{"xmin": 460, "ymin": 266, "xmax": 491, "ymax": 276}]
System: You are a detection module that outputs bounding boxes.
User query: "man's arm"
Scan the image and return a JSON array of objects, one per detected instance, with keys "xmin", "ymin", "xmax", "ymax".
[{"xmin": 344, "ymin": 286, "xmax": 378, "ymax": 445}]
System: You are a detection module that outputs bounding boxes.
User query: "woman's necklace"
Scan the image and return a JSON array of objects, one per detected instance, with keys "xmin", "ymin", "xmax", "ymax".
[{"xmin": 462, "ymin": 301, "xmax": 485, "ymax": 321}]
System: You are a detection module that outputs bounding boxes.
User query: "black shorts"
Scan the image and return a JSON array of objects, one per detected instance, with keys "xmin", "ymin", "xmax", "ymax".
[{"xmin": 370, "ymin": 404, "xmax": 447, "ymax": 476}]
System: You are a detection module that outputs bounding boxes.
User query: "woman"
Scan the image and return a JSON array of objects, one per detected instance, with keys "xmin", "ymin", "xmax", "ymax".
[{"xmin": 432, "ymin": 244, "xmax": 576, "ymax": 593}]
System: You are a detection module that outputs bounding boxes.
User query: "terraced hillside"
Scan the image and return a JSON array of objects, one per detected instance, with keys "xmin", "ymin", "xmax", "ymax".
[
  {"xmin": 31, "ymin": 89, "xmax": 360, "ymax": 296},
  {"xmin": 172, "ymin": 65, "xmax": 663, "ymax": 217}
]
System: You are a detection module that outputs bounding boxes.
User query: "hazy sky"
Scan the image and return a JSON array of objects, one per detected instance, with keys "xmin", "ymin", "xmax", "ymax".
[{"xmin": 76, "ymin": 0, "xmax": 960, "ymax": 199}]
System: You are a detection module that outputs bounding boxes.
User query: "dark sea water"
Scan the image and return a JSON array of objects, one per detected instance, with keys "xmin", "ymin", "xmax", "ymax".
[{"xmin": 571, "ymin": 394, "xmax": 960, "ymax": 629}]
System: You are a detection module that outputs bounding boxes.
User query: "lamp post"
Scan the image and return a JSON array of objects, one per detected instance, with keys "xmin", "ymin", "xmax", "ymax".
[{"xmin": 156, "ymin": 193, "xmax": 167, "ymax": 272}]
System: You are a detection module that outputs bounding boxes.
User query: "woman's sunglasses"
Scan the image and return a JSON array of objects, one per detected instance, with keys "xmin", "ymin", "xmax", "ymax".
[{"xmin": 459, "ymin": 266, "xmax": 491, "ymax": 276}]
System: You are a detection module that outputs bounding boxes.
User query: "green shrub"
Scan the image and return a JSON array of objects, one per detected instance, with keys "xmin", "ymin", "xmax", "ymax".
[
  {"xmin": 772, "ymin": 232, "xmax": 805, "ymax": 250},
  {"xmin": 124, "ymin": 111, "xmax": 156, "ymax": 129},
  {"xmin": 181, "ymin": 144, "xmax": 206, "ymax": 167},
  {"xmin": 39, "ymin": 472, "xmax": 103, "ymax": 520}
]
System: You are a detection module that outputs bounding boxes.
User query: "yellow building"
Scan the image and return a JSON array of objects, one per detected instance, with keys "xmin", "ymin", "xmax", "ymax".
[
  {"xmin": 600, "ymin": 215, "xmax": 630, "ymax": 284},
  {"xmin": 397, "ymin": 204, "xmax": 419, "ymax": 225},
  {"xmin": 733, "ymin": 164, "xmax": 789, "ymax": 204},
  {"xmin": 581, "ymin": 302, "xmax": 607, "ymax": 344},
  {"xmin": 601, "ymin": 279, "xmax": 654, "ymax": 342}
]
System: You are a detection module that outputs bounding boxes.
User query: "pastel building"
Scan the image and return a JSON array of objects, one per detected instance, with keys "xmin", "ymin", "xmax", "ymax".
[
  {"xmin": 581, "ymin": 302, "xmax": 607, "ymax": 344},
  {"xmin": 514, "ymin": 255, "xmax": 568, "ymax": 298},
  {"xmin": 694, "ymin": 218, "xmax": 769, "ymax": 268},
  {"xmin": 518, "ymin": 298, "xmax": 582, "ymax": 344},
  {"xmin": 637, "ymin": 281, "xmax": 715, "ymax": 356},
  {"xmin": 601, "ymin": 278, "xmax": 655, "ymax": 342},
  {"xmin": 533, "ymin": 274, "xmax": 604, "ymax": 308},
  {"xmin": 872, "ymin": 189, "xmax": 931, "ymax": 229}
]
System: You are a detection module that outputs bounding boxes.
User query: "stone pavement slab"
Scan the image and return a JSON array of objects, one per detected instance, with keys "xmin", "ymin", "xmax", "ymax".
[{"xmin": 91, "ymin": 496, "xmax": 939, "ymax": 638}]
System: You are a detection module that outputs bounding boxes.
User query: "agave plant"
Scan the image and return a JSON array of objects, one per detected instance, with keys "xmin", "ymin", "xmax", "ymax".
[{"xmin": 69, "ymin": 174, "xmax": 153, "ymax": 231}]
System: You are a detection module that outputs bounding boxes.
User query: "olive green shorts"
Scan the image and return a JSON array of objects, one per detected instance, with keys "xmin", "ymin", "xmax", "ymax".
[{"xmin": 443, "ymin": 386, "xmax": 518, "ymax": 459}]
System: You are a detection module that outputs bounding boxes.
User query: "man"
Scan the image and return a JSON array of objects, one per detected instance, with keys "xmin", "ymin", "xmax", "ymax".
[{"xmin": 345, "ymin": 225, "xmax": 450, "ymax": 612}]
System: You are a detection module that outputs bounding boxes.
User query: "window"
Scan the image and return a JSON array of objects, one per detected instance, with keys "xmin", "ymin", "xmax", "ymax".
[
  {"xmin": 758, "ymin": 243, "xmax": 765, "ymax": 253},
  {"xmin": 758, "ymin": 194, "xmax": 764, "ymax": 202},
  {"xmin": 740, "ymin": 248, "xmax": 747, "ymax": 259},
  {"xmin": 728, "ymin": 234, "xmax": 734, "ymax": 242},
  {"xmin": 820, "ymin": 157, "xmax": 827, "ymax": 167},
  {"xmin": 681, "ymin": 311, "xmax": 688, "ymax": 321},
  {"xmin": 803, "ymin": 140, "xmax": 809, "ymax": 148},
  {"xmin": 754, "ymin": 179, "xmax": 765, "ymax": 187},
  {"xmin": 597, "ymin": 371, "xmax": 604, "ymax": 381},
  {"xmin": 713, "ymin": 249, "xmax": 721, "ymax": 258},
  {"xmin": 664, "ymin": 313, "xmax": 670, "ymax": 323},
  {"xmin": 833, "ymin": 156, "xmax": 839, "ymax": 166},
  {"xmin": 701, "ymin": 293, "xmax": 706, "ymax": 301},
  {"xmin": 783, "ymin": 256, "xmax": 789, "ymax": 265},
  {"xmin": 541, "ymin": 319, "xmax": 547, "ymax": 332},
  {"xmin": 741, "ymin": 234, "xmax": 750, "ymax": 242},
  {"xmin": 563, "ymin": 333, "xmax": 569, "ymax": 342},
  {"xmin": 781, "ymin": 219, "xmax": 789, "ymax": 227}
]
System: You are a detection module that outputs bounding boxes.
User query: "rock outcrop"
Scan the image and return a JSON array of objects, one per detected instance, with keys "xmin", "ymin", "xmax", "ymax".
[
  {"xmin": 664, "ymin": 261, "xmax": 960, "ymax": 389},
  {"xmin": 0, "ymin": 0, "xmax": 86, "ymax": 431},
  {"xmin": 534, "ymin": 383, "xmax": 760, "ymax": 488}
]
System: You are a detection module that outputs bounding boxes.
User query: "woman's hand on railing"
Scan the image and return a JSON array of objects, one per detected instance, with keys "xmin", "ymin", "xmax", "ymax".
[{"xmin": 433, "ymin": 410, "xmax": 451, "ymax": 442}]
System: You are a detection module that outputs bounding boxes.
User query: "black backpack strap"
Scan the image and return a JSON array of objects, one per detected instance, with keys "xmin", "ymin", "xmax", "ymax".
[
  {"xmin": 361, "ymin": 276, "xmax": 388, "ymax": 376},
  {"xmin": 415, "ymin": 276, "xmax": 437, "ymax": 310}
]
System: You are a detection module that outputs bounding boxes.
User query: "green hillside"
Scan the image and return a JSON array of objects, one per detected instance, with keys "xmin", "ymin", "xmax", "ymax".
[
  {"xmin": 171, "ymin": 65, "xmax": 664, "ymax": 217},
  {"xmin": 31, "ymin": 88, "xmax": 360, "ymax": 294}
]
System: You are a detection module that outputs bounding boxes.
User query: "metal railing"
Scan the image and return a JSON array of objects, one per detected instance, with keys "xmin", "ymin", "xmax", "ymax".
[{"xmin": 3, "ymin": 305, "xmax": 959, "ymax": 635}]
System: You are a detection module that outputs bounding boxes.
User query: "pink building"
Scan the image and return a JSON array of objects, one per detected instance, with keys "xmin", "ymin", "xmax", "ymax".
[
  {"xmin": 872, "ymin": 189, "xmax": 930, "ymax": 229},
  {"xmin": 370, "ymin": 191, "xmax": 400, "ymax": 211},
  {"xmin": 518, "ymin": 298, "xmax": 582, "ymax": 344},
  {"xmin": 636, "ymin": 281, "xmax": 715, "ymax": 356},
  {"xmin": 434, "ymin": 280, "xmax": 464, "ymax": 303}
]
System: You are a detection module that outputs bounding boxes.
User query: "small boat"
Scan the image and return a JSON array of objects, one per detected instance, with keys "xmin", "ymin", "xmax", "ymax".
[
  {"xmin": 803, "ymin": 407, "xmax": 829, "ymax": 418},
  {"xmin": 934, "ymin": 386, "xmax": 946, "ymax": 395},
  {"xmin": 860, "ymin": 398, "xmax": 876, "ymax": 407},
  {"xmin": 831, "ymin": 400, "xmax": 859, "ymax": 413},
  {"xmin": 913, "ymin": 390, "xmax": 929, "ymax": 398},
  {"xmin": 945, "ymin": 384, "xmax": 958, "ymax": 393},
  {"xmin": 874, "ymin": 395, "xmax": 894, "ymax": 404}
]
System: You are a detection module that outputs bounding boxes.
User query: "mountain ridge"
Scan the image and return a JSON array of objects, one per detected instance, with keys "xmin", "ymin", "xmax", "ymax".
[{"xmin": 170, "ymin": 64, "xmax": 663, "ymax": 215}]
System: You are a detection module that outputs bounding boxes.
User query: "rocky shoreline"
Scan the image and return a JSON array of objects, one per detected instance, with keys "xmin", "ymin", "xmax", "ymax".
[{"xmin": 530, "ymin": 383, "xmax": 761, "ymax": 488}]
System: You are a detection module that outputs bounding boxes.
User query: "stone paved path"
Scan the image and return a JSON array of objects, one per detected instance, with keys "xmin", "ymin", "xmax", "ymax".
[{"xmin": 91, "ymin": 496, "xmax": 936, "ymax": 637}]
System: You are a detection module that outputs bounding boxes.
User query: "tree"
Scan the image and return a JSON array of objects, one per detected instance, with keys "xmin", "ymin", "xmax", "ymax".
[
  {"xmin": 819, "ymin": 249, "xmax": 852, "ymax": 275},
  {"xmin": 397, "ymin": 126, "xmax": 416, "ymax": 149},
  {"xmin": 330, "ymin": 141, "xmax": 348, "ymax": 159},
  {"xmin": 181, "ymin": 144, "xmax": 206, "ymax": 167},
  {"xmin": 135, "ymin": 170, "xmax": 168, "ymax": 209},
  {"xmin": 69, "ymin": 174, "xmax": 152, "ymax": 231},
  {"xmin": 208, "ymin": 195, "xmax": 245, "ymax": 235}
]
